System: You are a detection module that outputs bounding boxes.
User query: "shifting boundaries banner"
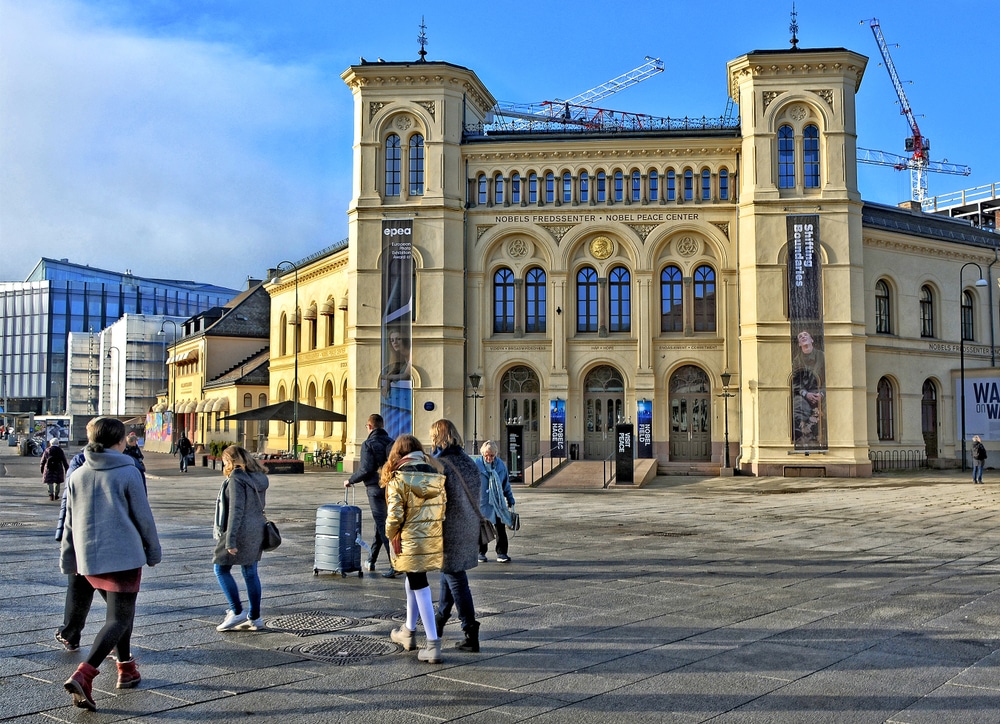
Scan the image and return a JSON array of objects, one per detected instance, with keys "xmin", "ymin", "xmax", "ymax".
[
  {"xmin": 380, "ymin": 219, "xmax": 414, "ymax": 439},
  {"xmin": 787, "ymin": 215, "xmax": 827, "ymax": 451}
]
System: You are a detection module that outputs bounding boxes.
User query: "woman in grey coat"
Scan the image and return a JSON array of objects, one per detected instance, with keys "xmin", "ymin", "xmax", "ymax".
[{"xmin": 213, "ymin": 446, "xmax": 270, "ymax": 632}]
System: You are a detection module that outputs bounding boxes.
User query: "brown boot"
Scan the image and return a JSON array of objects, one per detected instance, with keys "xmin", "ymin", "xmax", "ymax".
[
  {"xmin": 64, "ymin": 662, "xmax": 100, "ymax": 711},
  {"xmin": 116, "ymin": 657, "xmax": 141, "ymax": 689}
]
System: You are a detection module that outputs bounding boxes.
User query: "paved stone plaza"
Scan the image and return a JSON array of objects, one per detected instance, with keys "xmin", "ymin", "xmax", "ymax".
[{"xmin": 2, "ymin": 444, "xmax": 1000, "ymax": 722}]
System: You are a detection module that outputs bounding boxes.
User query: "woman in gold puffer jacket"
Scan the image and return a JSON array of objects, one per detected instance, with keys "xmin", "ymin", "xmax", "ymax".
[{"xmin": 381, "ymin": 435, "xmax": 447, "ymax": 663}]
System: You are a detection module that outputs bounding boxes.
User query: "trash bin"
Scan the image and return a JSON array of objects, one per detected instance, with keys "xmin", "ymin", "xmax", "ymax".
[{"xmin": 570, "ymin": 443, "xmax": 579, "ymax": 460}]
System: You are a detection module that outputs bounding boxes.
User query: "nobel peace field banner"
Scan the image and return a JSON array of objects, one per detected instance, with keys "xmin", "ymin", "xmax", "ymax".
[{"xmin": 380, "ymin": 218, "xmax": 414, "ymax": 439}]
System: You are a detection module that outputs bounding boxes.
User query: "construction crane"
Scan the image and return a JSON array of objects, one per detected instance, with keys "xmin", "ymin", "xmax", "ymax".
[{"xmin": 860, "ymin": 18, "xmax": 970, "ymax": 201}]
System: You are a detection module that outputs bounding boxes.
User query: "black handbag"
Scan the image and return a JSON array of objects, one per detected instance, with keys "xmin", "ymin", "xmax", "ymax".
[
  {"xmin": 509, "ymin": 508, "xmax": 521, "ymax": 532},
  {"xmin": 252, "ymin": 486, "xmax": 281, "ymax": 551},
  {"xmin": 479, "ymin": 518, "xmax": 497, "ymax": 545}
]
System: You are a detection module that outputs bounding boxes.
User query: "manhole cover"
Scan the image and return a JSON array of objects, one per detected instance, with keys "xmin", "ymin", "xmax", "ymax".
[
  {"xmin": 281, "ymin": 635, "xmax": 402, "ymax": 665},
  {"xmin": 265, "ymin": 611, "xmax": 364, "ymax": 636}
]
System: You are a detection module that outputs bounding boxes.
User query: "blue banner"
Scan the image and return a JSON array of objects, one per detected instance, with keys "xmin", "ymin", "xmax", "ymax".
[
  {"xmin": 637, "ymin": 399, "xmax": 652, "ymax": 458},
  {"xmin": 550, "ymin": 399, "xmax": 565, "ymax": 457}
]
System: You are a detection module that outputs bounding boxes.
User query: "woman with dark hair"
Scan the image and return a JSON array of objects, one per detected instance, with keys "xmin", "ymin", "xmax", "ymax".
[
  {"xmin": 213, "ymin": 445, "xmax": 270, "ymax": 632},
  {"xmin": 61, "ymin": 417, "xmax": 161, "ymax": 711},
  {"xmin": 381, "ymin": 434, "xmax": 447, "ymax": 663}
]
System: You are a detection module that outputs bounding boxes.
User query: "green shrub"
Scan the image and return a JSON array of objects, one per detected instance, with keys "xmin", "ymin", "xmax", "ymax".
[{"xmin": 208, "ymin": 441, "xmax": 237, "ymax": 457}]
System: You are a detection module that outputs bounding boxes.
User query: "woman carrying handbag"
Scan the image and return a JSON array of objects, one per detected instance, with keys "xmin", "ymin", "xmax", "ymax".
[{"xmin": 476, "ymin": 440, "xmax": 516, "ymax": 563}]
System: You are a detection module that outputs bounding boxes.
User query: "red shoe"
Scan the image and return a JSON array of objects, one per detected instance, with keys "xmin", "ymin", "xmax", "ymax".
[
  {"xmin": 116, "ymin": 657, "xmax": 141, "ymax": 689},
  {"xmin": 64, "ymin": 662, "xmax": 100, "ymax": 711}
]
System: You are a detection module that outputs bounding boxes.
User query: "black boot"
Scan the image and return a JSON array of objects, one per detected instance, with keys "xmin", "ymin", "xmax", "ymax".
[
  {"xmin": 434, "ymin": 611, "xmax": 448, "ymax": 638},
  {"xmin": 455, "ymin": 621, "xmax": 480, "ymax": 652}
]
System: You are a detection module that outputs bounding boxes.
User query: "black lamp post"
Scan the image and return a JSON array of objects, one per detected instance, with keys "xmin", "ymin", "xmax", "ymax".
[
  {"xmin": 959, "ymin": 262, "xmax": 988, "ymax": 472},
  {"xmin": 467, "ymin": 373, "xmax": 483, "ymax": 452},
  {"xmin": 272, "ymin": 261, "xmax": 300, "ymax": 457},
  {"xmin": 718, "ymin": 370, "xmax": 735, "ymax": 470},
  {"xmin": 158, "ymin": 320, "xmax": 178, "ymax": 452}
]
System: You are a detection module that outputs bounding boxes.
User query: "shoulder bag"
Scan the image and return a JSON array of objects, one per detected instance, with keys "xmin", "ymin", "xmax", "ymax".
[
  {"xmin": 251, "ymin": 484, "xmax": 282, "ymax": 552},
  {"xmin": 442, "ymin": 457, "xmax": 496, "ymax": 545}
]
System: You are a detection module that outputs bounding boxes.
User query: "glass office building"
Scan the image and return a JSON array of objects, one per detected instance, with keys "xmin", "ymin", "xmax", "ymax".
[{"xmin": 0, "ymin": 258, "xmax": 238, "ymax": 414}]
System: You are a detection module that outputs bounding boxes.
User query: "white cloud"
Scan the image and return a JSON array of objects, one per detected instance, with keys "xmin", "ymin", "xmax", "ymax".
[{"xmin": 0, "ymin": 0, "xmax": 346, "ymax": 289}]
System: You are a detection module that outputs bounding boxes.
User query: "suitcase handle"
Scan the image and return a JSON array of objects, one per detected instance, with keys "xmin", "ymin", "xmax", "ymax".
[{"xmin": 343, "ymin": 483, "xmax": 356, "ymax": 507}]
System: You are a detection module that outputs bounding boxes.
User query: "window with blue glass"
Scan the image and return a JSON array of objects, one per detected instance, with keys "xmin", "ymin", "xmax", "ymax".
[
  {"xmin": 494, "ymin": 174, "xmax": 504, "ymax": 205},
  {"xmin": 719, "ymin": 169, "xmax": 729, "ymax": 200},
  {"xmin": 614, "ymin": 171, "xmax": 624, "ymax": 202},
  {"xmin": 477, "ymin": 174, "xmax": 487, "ymax": 205},
  {"xmin": 577, "ymin": 267, "xmax": 599, "ymax": 333},
  {"xmin": 493, "ymin": 268, "xmax": 515, "ymax": 333},
  {"xmin": 596, "ymin": 172, "xmax": 607, "ymax": 202},
  {"xmin": 701, "ymin": 169, "xmax": 711, "ymax": 200},
  {"xmin": 562, "ymin": 172, "xmax": 572, "ymax": 203},
  {"xmin": 528, "ymin": 173, "xmax": 538, "ymax": 203},
  {"xmin": 693, "ymin": 265, "xmax": 716, "ymax": 332},
  {"xmin": 666, "ymin": 170, "xmax": 676, "ymax": 201},
  {"xmin": 803, "ymin": 124, "xmax": 820, "ymax": 188},
  {"xmin": 660, "ymin": 265, "xmax": 683, "ymax": 332},
  {"xmin": 778, "ymin": 125, "xmax": 795, "ymax": 188},
  {"xmin": 580, "ymin": 172, "xmax": 589, "ymax": 203},
  {"xmin": 385, "ymin": 134, "xmax": 401, "ymax": 196},
  {"xmin": 684, "ymin": 170, "xmax": 693, "ymax": 201},
  {"xmin": 408, "ymin": 135, "xmax": 424, "ymax": 195},
  {"xmin": 631, "ymin": 171, "xmax": 641, "ymax": 202},
  {"xmin": 608, "ymin": 266, "xmax": 631, "ymax": 333},
  {"xmin": 511, "ymin": 173, "xmax": 521, "ymax": 204},
  {"xmin": 649, "ymin": 170, "xmax": 658, "ymax": 201},
  {"xmin": 545, "ymin": 172, "xmax": 555, "ymax": 203},
  {"xmin": 525, "ymin": 267, "xmax": 546, "ymax": 333}
]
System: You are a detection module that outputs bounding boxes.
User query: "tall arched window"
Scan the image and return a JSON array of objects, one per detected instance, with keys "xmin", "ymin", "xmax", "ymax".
[
  {"xmin": 649, "ymin": 170, "xmax": 659, "ymax": 201},
  {"xmin": 510, "ymin": 173, "xmax": 521, "ymax": 204},
  {"xmin": 525, "ymin": 267, "xmax": 546, "ymax": 333},
  {"xmin": 493, "ymin": 267, "xmax": 515, "ymax": 333},
  {"xmin": 719, "ymin": 168, "xmax": 729, "ymax": 200},
  {"xmin": 493, "ymin": 174, "xmax": 504, "ymax": 205},
  {"xmin": 579, "ymin": 172, "xmax": 589, "ymax": 203},
  {"xmin": 544, "ymin": 172, "xmax": 555, "ymax": 203},
  {"xmin": 385, "ymin": 134, "xmax": 401, "ymax": 196},
  {"xmin": 693, "ymin": 265, "xmax": 716, "ymax": 332},
  {"xmin": 666, "ymin": 169, "xmax": 676, "ymax": 201},
  {"xmin": 562, "ymin": 172, "xmax": 572, "ymax": 203},
  {"xmin": 631, "ymin": 170, "xmax": 641, "ymax": 202},
  {"xmin": 614, "ymin": 171, "xmax": 624, "ymax": 202},
  {"xmin": 920, "ymin": 285, "xmax": 934, "ymax": 338},
  {"xmin": 609, "ymin": 266, "xmax": 631, "ymax": 333},
  {"xmin": 962, "ymin": 290, "xmax": 975, "ymax": 341},
  {"xmin": 243, "ymin": 393, "xmax": 252, "ymax": 408},
  {"xmin": 278, "ymin": 312, "xmax": 287, "ymax": 356},
  {"xmin": 683, "ymin": 169, "xmax": 694, "ymax": 201},
  {"xmin": 477, "ymin": 174, "xmax": 487, "ymax": 205},
  {"xmin": 660, "ymin": 265, "xmax": 683, "ymax": 333},
  {"xmin": 701, "ymin": 169, "xmax": 711, "ymax": 200},
  {"xmin": 877, "ymin": 377, "xmax": 894, "ymax": 440},
  {"xmin": 577, "ymin": 267, "xmax": 599, "ymax": 333},
  {"xmin": 803, "ymin": 125, "xmax": 820, "ymax": 188},
  {"xmin": 258, "ymin": 393, "xmax": 267, "ymax": 408},
  {"xmin": 408, "ymin": 134, "xmax": 424, "ymax": 195},
  {"xmin": 596, "ymin": 172, "xmax": 607, "ymax": 202},
  {"xmin": 528, "ymin": 173, "xmax": 538, "ymax": 203},
  {"xmin": 875, "ymin": 280, "xmax": 892, "ymax": 334},
  {"xmin": 778, "ymin": 124, "xmax": 795, "ymax": 188}
]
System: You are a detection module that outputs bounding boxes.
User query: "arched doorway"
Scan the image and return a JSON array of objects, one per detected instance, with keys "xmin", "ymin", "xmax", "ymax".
[
  {"xmin": 921, "ymin": 379, "xmax": 938, "ymax": 459},
  {"xmin": 669, "ymin": 365, "xmax": 711, "ymax": 461},
  {"xmin": 500, "ymin": 366, "xmax": 540, "ymax": 460},
  {"xmin": 584, "ymin": 365, "xmax": 625, "ymax": 460}
]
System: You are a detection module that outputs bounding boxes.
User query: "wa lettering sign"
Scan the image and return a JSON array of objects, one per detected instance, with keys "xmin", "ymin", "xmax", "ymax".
[{"xmin": 956, "ymin": 377, "xmax": 1000, "ymax": 441}]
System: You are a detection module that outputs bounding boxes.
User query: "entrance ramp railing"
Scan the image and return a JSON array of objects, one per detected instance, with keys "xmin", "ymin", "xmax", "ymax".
[{"xmin": 526, "ymin": 445, "xmax": 568, "ymax": 486}]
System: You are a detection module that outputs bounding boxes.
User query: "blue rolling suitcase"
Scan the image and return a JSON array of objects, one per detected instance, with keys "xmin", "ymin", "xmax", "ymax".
[{"xmin": 313, "ymin": 491, "xmax": 364, "ymax": 578}]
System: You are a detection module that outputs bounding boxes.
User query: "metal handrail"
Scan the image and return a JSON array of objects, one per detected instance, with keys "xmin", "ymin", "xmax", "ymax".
[
  {"xmin": 602, "ymin": 450, "xmax": 617, "ymax": 488},
  {"xmin": 526, "ymin": 445, "xmax": 568, "ymax": 486}
]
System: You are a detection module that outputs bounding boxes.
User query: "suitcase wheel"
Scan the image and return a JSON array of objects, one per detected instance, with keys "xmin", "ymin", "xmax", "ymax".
[
  {"xmin": 341, "ymin": 571, "xmax": 347, "ymax": 578},
  {"xmin": 313, "ymin": 569, "xmax": 318, "ymax": 576}
]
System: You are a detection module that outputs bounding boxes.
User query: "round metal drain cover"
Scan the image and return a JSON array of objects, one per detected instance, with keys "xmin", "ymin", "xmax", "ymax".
[
  {"xmin": 265, "ymin": 611, "xmax": 363, "ymax": 636},
  {"xmin": 282, "ymin": 635, "xmax": 402, "ymax": 665}
]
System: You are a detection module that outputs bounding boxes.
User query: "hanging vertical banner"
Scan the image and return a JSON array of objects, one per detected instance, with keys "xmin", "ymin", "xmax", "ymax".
[
  {"xmin": 787, "ymin": 214, "xmax": 827, "ymax": 450},
  {"xmin": 550, "ymin": 399, "xmax": 566, "ymax": 457},
  {"xmin": 636, "ymin": 399, "xmax": 653, "ymax": 458},
  {"xmin": 380, "ymin": 218, "xmax": 414, "ymax": 439}
]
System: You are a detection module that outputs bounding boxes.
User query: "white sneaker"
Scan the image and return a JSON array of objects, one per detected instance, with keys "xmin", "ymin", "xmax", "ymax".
[
  {"xmin": 236, "ymin": 618, "xmax": 264, "ymax": 631},
  {"xmin": 216, "ymin": 610, "xmax": 248, "ymax": 631}
]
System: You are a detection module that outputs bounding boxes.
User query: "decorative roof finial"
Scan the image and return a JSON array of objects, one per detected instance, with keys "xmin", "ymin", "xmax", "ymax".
[
  {"xmin": 417, "ymin": 16, "xmax": 428, "ymax": 62},
  {"xmin": 789, "ymin": 2, "xmax": 799, "ymax": 49}
]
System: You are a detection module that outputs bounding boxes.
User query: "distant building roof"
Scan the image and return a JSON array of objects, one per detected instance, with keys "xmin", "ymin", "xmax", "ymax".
[
  {"xmin": 861, "ymin": 202, "xmax": 998, "ymax": 249},
  {"xmin": 23, "ymin": 257, "xmax": 239, "ymax": 296}
]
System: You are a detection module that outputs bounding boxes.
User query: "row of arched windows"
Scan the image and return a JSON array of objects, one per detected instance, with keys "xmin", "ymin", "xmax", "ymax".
[
  {"xmin": 778, "ymin": 124, "xmax": 820, "ymax": 190},
  {"xmin": 474, "ymin": 167, "xmax": 731, "ymax": 208},
  {"xmin": 385, "ymin": 133, "xmax": 425, "ymax": 197},
  {"xmin": 876, "ymin": 279, "xmax": 981, "ymax": 341}
]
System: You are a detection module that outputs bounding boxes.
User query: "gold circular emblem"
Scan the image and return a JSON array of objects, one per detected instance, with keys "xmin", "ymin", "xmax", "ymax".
[{"xmin": 590, "ymin": 236, "xmax": 613, "ymax": 259}]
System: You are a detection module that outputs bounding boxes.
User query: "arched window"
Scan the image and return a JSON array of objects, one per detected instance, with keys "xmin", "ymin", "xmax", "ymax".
[
  {"xmin": 666, "ymin": 169, "xmax": 676, "ymax": 201},
  {"xmin": 803, "ymin": 125, "xmax": 820, "ymax": 188},
  {"xmin": 614, "ymin": 171, "xmax": 624, "ymax": 202},
  {"xmin": 631, "ymin": 170, "xmax": 641, "ymax": 202},
  {"xmin": 778, "ymin": 124, "xmax": 795, "ymax": 188},
  {"xmin": 693, "ymin": 265, "xmax": 716, "ymax": 332},
  {"xmin": 243, "ymin": 393, "xmax": 252, "ymax": 408},
  {"xmin": 525, "ymin": 267, "xmax": 546, "ymax": 333},
  {"xmin": 875, "ymin": 280, "xmax": 892, "ymax": 334},
  {"xmin": 609, "ymin": 266, "xmax": 631, "ymax": 333},
  {"xmin": 562, "ymin": 172, "xmax": 572, "ymax": 203},
  {"xmin": 408, "ymin": 134, "xmax": 424, "ymax": 195},
  {"xmin": 920, "ymin": 285, "xmax": 934, "ymax": 338},
  {"xmin": 510, "ymin": 173, "xmax": 521, "ymax": 204},
  {"xmin": 258, "ymin": 393, "xmax": 267, "ymax": 408},
  {"xmin": 494, "ymin": 173, "xmax": 504, "ymax": 205},
  {"xmin": 577, "ymin": 267, "xmax": 599, "ymax": 333},
  {"xmin": 719, "ymin": 168, "xmax": 729, "ymax": 200},
  {"xmin": 877, "ymin": 377, "xmax": 894, "ymax": 440},
  {"xmin": 579, "ymin": 172, "xmax": 589, "ymax": 203},
  {"xmin": 477, "ymin": 174, "xmax": 487, "ymax": 205},
  {"xmin": 528, "ymin": 173, "xmax": 538, "ymax": 203},
  {"xmin": 493, "ymin": 267, "xmax": 515, "ymax": 333},
  {"xmin": 660, "ymin": 265, "xmax": 683, "ymax": 333},
  {"xmin": 701, "ymin": 169, "xmax": 711, "ymax": 200},
  {"xmin": 648, "ymin": 170, "xmax": 658, "ymax": 201},
  {"xmin": 683, "ymin": 169, "xmax": 694, "ymax": 201},
  {"xmin": 385, "ymin": 134, "xmax": 401, "ymax": 196},
  {"xmin": 596, "ymin": 172, "xmax": 607, "ymax": 202},
  {"xmin": 545, "ymin": 172, "xmax": 555, "ymax": 203},
  {"xmin": 962, "ymin": 290, "xmax": 975, "ymax": 341}
]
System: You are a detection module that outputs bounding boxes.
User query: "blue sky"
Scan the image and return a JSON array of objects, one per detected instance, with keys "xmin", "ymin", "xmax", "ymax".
[{"xmin": 2, "ymin": 0, "xmax": 997, "ymax": 289}]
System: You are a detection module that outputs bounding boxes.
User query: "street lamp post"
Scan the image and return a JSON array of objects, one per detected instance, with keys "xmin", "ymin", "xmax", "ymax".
[
  {"xmin": 717, "ymin": 371, "xmax": 735, "ymax": 470},
  {"xmin": 107, "ymin": 346, "xmax": 121, "ymax": 415},
  {"xmin": 272, "ymin": 261, "xmax": 300, "ymax": 458},
  {"xmin": 467, "ymin": 373, "xmax": 483, "ymax": 453},
  {"xmin": 959, "ymin": 262, "xmax": 988, "ymax": 472},
  {"xmin": 158, "ymin": 320, "xmax": 178, "ymax": 452}
]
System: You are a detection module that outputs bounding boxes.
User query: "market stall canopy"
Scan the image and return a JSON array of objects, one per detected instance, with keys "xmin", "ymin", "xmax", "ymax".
[{"xmin": 220, "ymin": 400, "xmax": 346, "ymax": 424}]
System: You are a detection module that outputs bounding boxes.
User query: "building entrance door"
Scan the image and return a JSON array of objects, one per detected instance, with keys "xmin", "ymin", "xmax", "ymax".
[
  {"xmin": 669, "ymin": 365, "xmax": 711, "ymax": 461},
  {"xmin": 583, "ymin": 365, "xmax": 625, "ymax": 460},
  {"xmin": 922, "ymin": 379, "xmax": 938, "ymax": 459},
  {"xmin": 500, "ymin": 366, "xmax": 540, "ymax": 460}
]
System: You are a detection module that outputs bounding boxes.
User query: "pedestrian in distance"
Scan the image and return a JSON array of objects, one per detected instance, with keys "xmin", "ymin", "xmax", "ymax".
[
  {"xmin": 123, "ymin": 432, "xmax": 146, "ymax": 486},
  {"xmin": 382, "ymin": 434, "xmax": 447, "ymax": 663},
  {"xmin": 972, "ymin": 435, "xmax": 987, "ymax": 484},
  {"xmin": 61, "ymin": 417, "xmax": 161, "ymax": 711},
  {"xmin": 213, "ymin": 445, "xmax": 270, "ymax": 632},
  {"xmin": 476, "ymin": 440, "xmax": 516, "ymax": 563},
  {"xmin": 430, "ymin": 419, "xmax": 483, "ymax": 653},
  {"xmin": 345, "ymin": 413, "xmax": 396, "ymax": 577},
  {"xmin": 177, "ymin": 433, "xmax": 193, "ymax": 473},
  {"xmin": 40, "ymin": 437, "xmax": 69, "ymax": 501}
]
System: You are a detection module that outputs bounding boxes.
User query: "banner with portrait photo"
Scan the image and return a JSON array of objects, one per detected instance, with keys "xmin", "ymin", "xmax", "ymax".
[
  {"xmin": 787, "ymin": 215, "xmax": 827, "ymax": 450},
  {"xmin": 380, "ymin": 218, "xmax": 414, "ymax": 439}
]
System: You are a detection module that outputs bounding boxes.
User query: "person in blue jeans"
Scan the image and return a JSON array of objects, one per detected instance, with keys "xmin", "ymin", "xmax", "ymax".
[
  {"xmin": 971, "ymin": 435, "xmax": 987, "ymax": 484},
  {"xmin": 345, "ymin": 413, "xmax": 395, "ymax": 577}
]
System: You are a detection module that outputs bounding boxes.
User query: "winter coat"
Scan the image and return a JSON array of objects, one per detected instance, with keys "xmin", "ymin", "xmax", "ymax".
[
  {"xmin": 973, "ymin": 441, "xmax": 987, "ymax": 462},
  {"xmin": 476, "ymin": 455, "xmax": 515, "ymax": 523},
  {"xmin": 123, "ymin": 443, "xmax": 146, "ymax": 473},
  {"xmin": 436, "ymin": 445, "xmax": 482, "ymax": 573},
  {"xmin": 349, "ymin": 428, "xmax": 393, "ymax": 487},
  {"xmin": 40, "ymin": 445, "xmax": 69, "ymax": 486},
  {"xmin": 60, "ymin": 448, "xmax": 161, "ymax": 576},
  {"xmin": 213, "ymin": 467, "xmax": 269, "ymax": 566},
  {"xmin": 384, "ymin": 453, "xmax": 446, "ymax": 573},
  {"xmin": 178, "ymin": 437, "xmax": 193, "ymax": 456}
]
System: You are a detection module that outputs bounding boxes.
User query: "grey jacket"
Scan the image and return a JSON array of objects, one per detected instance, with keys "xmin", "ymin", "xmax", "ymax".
[
  {"xmin": 60, "ymin": 448, "xmax": 161, "ymax": 576},
  {"xmin": 213, "ymin": 468, "xmax": 269, "ymax": 566},
  {"xmin": 436, "ymin": 445, "xmax": 482, "ymax": 573}
]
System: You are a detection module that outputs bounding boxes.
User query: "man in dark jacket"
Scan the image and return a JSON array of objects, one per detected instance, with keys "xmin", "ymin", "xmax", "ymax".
[{"xmin": 346, "ymin": 414, "xmax": 395, "ymax": 577}]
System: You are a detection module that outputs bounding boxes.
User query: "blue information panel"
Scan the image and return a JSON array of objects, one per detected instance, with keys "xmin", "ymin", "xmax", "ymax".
[
  {"xmin": 550, "ymin": 399, "xmax": 566, "ymax": 458},
  {"xmin": 636, "ymin": 400, "xmax": 652, "ymax": 458}
]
